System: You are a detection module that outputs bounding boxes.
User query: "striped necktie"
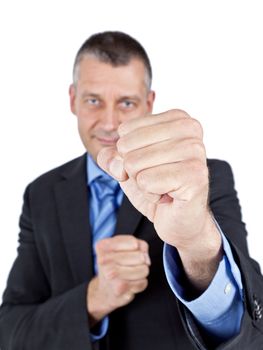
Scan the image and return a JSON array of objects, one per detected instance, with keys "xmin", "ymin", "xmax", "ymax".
[{"xmin": 90, "ymin": 175, "xmax": 120, "ymax": 272}]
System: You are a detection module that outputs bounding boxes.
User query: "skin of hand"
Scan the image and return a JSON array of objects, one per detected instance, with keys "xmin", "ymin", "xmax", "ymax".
[
  {"xmin": 97, "ymin": 109, "xmax": 223, "ymax": 294},
  {"xmin": 87, "ymin": 235, "xmax": 151, "ymax": 326}
]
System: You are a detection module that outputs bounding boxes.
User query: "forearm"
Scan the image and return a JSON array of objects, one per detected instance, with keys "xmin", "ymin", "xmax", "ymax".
[
  {"xmin": 87, "ymin": 277, "xmax": 111, "ymax": 327},
  {"xmin": 177, "ymin": 213, "xmax": 223, "ymax": 294}
]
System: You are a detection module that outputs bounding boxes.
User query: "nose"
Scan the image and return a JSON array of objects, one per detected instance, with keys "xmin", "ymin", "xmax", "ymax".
[{"xmin": 101, "ymin": 106, "xmax": 119, "ymax": 131}]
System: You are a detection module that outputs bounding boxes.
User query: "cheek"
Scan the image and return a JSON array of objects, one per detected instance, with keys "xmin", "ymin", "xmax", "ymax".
[
  {"xmin": 76, "ymin": 119, "xmax": 94, "ymax": 144},
  {"xmin": 76, "ymin": 109, "xmax": 99, "ymax": 131}
]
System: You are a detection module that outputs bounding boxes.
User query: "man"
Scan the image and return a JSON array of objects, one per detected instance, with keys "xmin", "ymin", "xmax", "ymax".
[{"xmin": 0, "ymin": 31, "xmax": 262, "ymax": 350}]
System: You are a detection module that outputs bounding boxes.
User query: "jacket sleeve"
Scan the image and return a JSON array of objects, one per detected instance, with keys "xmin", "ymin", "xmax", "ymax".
[
  {"xmin": 173, "ymin": 160, "xmax": 263, "ymax": 349},
  {"xmin": 203, "ymin": 160, "xmax": 263, "ymax": 349},
  {"xmin": 0, "ymin": 185, "xmax": 94, "ymax": 350}
]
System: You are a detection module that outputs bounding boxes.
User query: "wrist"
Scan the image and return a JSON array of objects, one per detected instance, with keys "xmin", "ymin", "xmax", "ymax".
[
  {"xmin": 87, "ymin": 277, "xmax": 111, "ymax": 327},
  {"xmin": 177, "ymin": 213, "xmax": 223, "ymax": 292},
  {"xmin": 178, "ymin": 211, "xmax": 221, "ymax": 256}
]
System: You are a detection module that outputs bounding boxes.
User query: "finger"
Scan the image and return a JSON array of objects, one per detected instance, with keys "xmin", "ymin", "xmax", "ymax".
[
  {"xmin": 97, "ymin": 250, "xmax": 150, "ymax": 266},
  {"xmin": 122, "ymin": 293, "xmax": 135, "ymax": 302},
  {"xmin": 136, "ymin": 238, "xmax": 148, "ymax": 252},
  {"xmin": 118, "ymin": 109, "xmax": 190, "ymax": 137},
  {"xmin": 104, "ymin": 263, "xmax": 150, "ymax": 281},
  {"xmin": 112, "ymin": 279, "xmax": 148, "ymax": 297},
  {"xmin": 96, "ymin": 235, "xmax": 139, "ymax": 254},
  {"xmin": 119, "ymin": 177, "xmax": 160, "ymax": 219},
  {"xmin": 129, "ymin": 279, "xmax": 148, "ymax": 294},
  {"xmin": 137, "ymin": 239, "xmax": 151, "ymax": 265},
  {"xmin": 135, "ymin": 160, "xmax": 209, "ymax": 199},
  {"xmin": 97, "ymin": 146, "xmax": 128, "ymax": 181},
  {"xmin": 117, "ymin": 117, "xmax": 203, "ymax": 155},
  {"xmin": 123, "ymin": 138, "xmax": 206, "ymax": 178}
]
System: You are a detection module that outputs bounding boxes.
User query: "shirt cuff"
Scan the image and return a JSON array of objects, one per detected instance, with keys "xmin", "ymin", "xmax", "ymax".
[
  {"xmin": 163, "ymin": 224, "xmax": 244, "ymax": 339},
  {"xmin": 90, "ymin": 316, "xmax": 109, "ymax": 342}
]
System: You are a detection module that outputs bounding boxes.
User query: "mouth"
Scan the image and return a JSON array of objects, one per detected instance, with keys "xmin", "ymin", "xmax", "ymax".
[{"xmin": 96, "ymin": 136, "xmax": 119, "ymax": 145}]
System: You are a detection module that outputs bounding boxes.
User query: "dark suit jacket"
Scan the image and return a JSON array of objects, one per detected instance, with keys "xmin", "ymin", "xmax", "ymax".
[{"xmin": 0, "ymin": 154, "xmax": 263, "ymax": 349}]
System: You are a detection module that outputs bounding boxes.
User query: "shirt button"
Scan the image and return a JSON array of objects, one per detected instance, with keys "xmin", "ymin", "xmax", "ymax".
[{"xmin": 224, "ymin": 283, "xmax": 232, "ymax": 295}]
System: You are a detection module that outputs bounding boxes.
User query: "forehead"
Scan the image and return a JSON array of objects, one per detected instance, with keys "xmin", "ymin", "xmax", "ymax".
[{"xmin": 76, "ymin": 55, "xmax": 147, "ymax": 93}]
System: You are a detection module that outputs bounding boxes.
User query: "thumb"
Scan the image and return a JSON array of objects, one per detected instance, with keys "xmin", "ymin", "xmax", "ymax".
[{"xmin": 97, "ymin": 147, "xmax": 128, "ymax": 181}]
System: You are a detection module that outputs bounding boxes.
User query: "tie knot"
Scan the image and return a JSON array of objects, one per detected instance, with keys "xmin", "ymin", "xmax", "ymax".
[
  {"xmin": 91, "ymin": 175, "xmax": 119, "ymax": 201},
  {"xmin": 98, "ymin": 175, "xmax": 118, "ymax": 188}
]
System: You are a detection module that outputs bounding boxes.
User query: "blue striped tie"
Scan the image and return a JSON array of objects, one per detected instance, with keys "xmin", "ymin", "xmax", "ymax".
[{"xmin": 90, "ymin": 175, "xmax": 120, "ymax": 272}]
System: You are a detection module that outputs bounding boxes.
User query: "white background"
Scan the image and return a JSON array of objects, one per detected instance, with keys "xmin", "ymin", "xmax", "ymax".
[{"xmin": 0, "ymin": 0, "xmax": 262, "ymax": 296}]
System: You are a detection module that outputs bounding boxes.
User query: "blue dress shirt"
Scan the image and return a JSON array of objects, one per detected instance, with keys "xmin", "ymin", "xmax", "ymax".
[
  {"xmin": 88, "ymin": 155, "xmax": 123, "ymax": 341},
  {"xmin": 87, "ymin": 154, "xmax": 244, "ymax": 342}
]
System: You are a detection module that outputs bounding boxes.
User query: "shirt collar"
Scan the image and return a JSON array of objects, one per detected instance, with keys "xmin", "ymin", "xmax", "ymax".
[{"xmin": 87, "ymin": 153, "xmax": 113, "ymax": 185}]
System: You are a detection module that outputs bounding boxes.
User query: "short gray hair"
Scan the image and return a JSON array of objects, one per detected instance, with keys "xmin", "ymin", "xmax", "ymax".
[{"xmin": 73, "ymin": 31, "xmax": 152, "ymax": 90}]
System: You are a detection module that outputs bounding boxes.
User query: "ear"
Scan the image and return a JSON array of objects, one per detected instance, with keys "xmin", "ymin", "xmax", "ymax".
[
  {"xmin": 146, "ymin": 90, "xmax": 156, "ymax": 113},
  {"xmin": 69, "ymin": 84, "xmax": 77, "ymax": 115}
]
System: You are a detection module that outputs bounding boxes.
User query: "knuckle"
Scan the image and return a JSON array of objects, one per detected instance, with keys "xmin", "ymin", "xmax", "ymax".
[
  {"xmin": 129, "ymin": 235, "xmax": 138, "ymax": 247},
  {"xmin": 140, "ymin": 279, "xmax": 148, "ymax": 291},
  {"xmin": 116, "ymin": 137, "xmax": 127, "ymax": 155},
  {"xmin": 138, "ymin": 239, "xmax": 149, "ymax": 252},
  {"xmin": 133, "ymin": 279, "xmax": 148, "ymax": 293},
  {"xmin": 141, "ymin": 265, "xmax": 150, "ymax": 277},
  {"xmin": 95, "ymin": 240, "xmax": 103, "ymax": 254},
  {"xmin": 117, "ymin": 121, "xmax": 129, "ymax": 137},
  {"xmin": 114, "ymin": 280, "xmax": 128, "ymax": 296},
  {"xmin": 97, "ymin": 255, "xmax": 107, "ymax": 265},
  {"xmin": 105, "ymin": 266, "xmax": 117, "ymax": 280},
  {"xmin": 145, "ymin": 265, "xmax": 150, "ymax": 276},
  {"xmin": 169, "ymin": 108, "xmax": 189, "ymax": 118},
  {"xmin": 121, "ymin": 234, "xmax": 138, "ymax": 248},
  {"xmin": 190, "ymin": 118, "xmax": 203, "ymax": 138},
  {"xmin": 191, "ymin": 140, "xmax": 206, "ymax": 159},
  {"xmin": 190, "ymin": 160, "xmax": 208, "ymax": 183},
  {"xmin": 170, "ymin": 117, "xmax": 186, "ymax": 130},
  {"xmin": 136, "ymin": 170, "xmax": 150, "ymax": 191},
  {"xmin": 123, "ymin": 152, "xmax": 140, "ymax": 176},
  {"xmin": 95, "ymin": 238, "xmax": 110, "ymax": 253}
]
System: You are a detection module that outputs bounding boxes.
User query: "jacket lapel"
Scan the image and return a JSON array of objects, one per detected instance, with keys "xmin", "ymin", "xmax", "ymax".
[
  {"xmin": 115, "ymin": 195, "xmax": 143, "ymax": 237},
  {"xmin": 54, "ymin": 154, "xmax": 94, "ymax": 285},
  {"xmin": 54, "ymin": 153, "xmax": 145, "ymax": 286}
]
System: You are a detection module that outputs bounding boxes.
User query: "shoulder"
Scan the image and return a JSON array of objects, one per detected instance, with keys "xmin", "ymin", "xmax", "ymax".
[
  {"xmin": 207, "ymin": 158, "xmax": 233, "ymax": 175},
  {"xmin": 207, "ymin": 158, "xmax": 235, "ymax": 187},
  {"xmin": 207, "ymin": 159, "xmax": 238, "ymax": 207},
  {"xmin": 26, "ymin": 153, "xmax": 87, "ymax": 195}
]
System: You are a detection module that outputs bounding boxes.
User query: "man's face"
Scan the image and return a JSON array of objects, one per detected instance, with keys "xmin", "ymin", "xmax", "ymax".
[{"xmin": 69, "ymin": 55, "xmax": 155, "ymax": 162}]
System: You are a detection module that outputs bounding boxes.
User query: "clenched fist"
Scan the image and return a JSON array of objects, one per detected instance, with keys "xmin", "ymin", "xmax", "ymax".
[
  {"xmin": 87, "ymin": 235, "xmax": 150, "ymax": 326},
  {"xmin": 97, "ymin": 109, "xmax": 222, "ymax": 292}
]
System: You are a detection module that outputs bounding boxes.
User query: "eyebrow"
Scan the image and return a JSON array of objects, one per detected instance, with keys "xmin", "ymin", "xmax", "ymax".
[
  {"xmin": 117, "ymin": 95, "xmax": 141, "ymax": 103},
  {"xmin": 81, "ymin": 92, "xmax": 100, "ymax": 99},
  {"xmin": 81, "ymin": 92, "xmax": 141, "ymax": 102}
]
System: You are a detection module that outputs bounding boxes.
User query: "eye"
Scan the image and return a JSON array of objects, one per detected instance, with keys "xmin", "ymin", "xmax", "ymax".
[
  {"xmin": 121, "ymin": 100, "xmax": 135, "ymax": 109},
  {"xmin": 85, "ymin": 98, "xmax": 100, "ymax": 106}
]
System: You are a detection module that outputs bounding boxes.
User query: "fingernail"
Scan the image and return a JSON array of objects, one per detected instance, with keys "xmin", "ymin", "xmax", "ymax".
[
  {"xmin": 109, "ymin": 157, "xmax": 125, "ymax": 180},
  {"xmin": 144, "ymin": 253, "xmax": 151, "ymax": 265}
]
